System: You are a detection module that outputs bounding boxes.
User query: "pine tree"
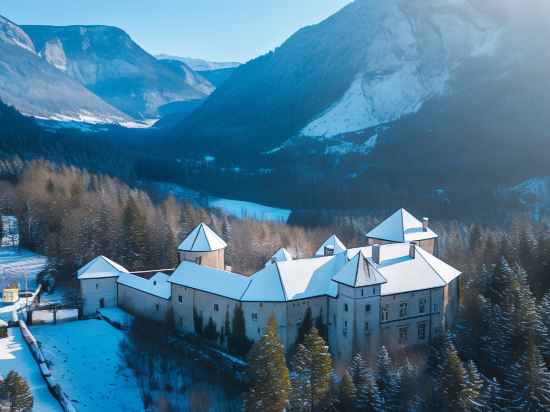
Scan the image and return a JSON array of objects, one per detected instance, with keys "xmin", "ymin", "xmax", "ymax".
[
  {"xmin": 222, "ymin": 218, "xmax": 233, "ymax": 266},
  {"xmin": 399, "ymin": 358, "xmax": 422, "ymax": 411},
  {"xmin": 3, "ymin": 370, "xmax": 33, "ymax": 412},
  {"xmin": 296, "ymin": 307, "xmax": 313, "ymax": 346},
  {"xmin": 375, "ymin": 346, "xmax": 400, "ymax": 411},
  {"xmin": 228, "ymin": 305, "xmax": 252, "ymax": 357},
  {"xmin": 338, "ymin": 370, "xmax": 356, "ymax": 412},
  {"xmin": 438, "ymin": 338, "xmax": 469, "ymax": 412},
  {"xmin": 121, "ymin": 196, "xmax": 147, "ymax": 269},
  {"xmin": 245, "ymin": 316, "xmax": 290, "ymax": 412},
  {"xmin": 355, "ymin": 368, "xmax": 384, "ymax": 412},
  {"xmin": 503, "ymin": 340, "xmax": 550, "ymax": 411},
  {"xmin": 463, "ymin": 360, "xmax": 483, "ymax": 411},
  {"xmin": 539, "ymin": 291, "xmax": 550, "ymax": 360},
  {"xmin": 469, "ymin": 224, "xmax": 482, "ymax": 252},
  {"xmin": 479, "ymin": 378, "xmax": 504, "ymax": 412},
  {"xmin": 303, "ymin": 327, "xmax": 333, "ymax": 410},
  {"xmin": 223, "ymin": 310, "xmax": 231, "ymax": 345},
  {"xmin": 289, "ymin": 344, "xmax": 312, "ymax": 412}
]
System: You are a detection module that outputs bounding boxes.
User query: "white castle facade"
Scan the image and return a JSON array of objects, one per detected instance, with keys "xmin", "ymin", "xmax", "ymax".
[{"xmin": 77, "ymin": 208, "xmax": 461, "ymax": 362}]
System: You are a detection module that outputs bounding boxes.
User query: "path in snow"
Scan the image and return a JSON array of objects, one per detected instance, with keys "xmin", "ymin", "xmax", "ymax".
[
  {"xmin": 32, "ymin": 320, "xmax": 144, "ymax": 412},
  {"xmin": 0, "ymin": 328, "xmax": 62, "ymax": 412}
]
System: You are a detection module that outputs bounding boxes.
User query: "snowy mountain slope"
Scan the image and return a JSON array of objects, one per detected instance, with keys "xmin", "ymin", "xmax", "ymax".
[
  {"xmin": 170, "ymin": 0, "xmax": 545, "ymax": 157},
  {"xmin": 156, "ymin": 54, "xmax": 240, "ymax": 71},
  {"xmin": 0, "ymin": 15, "xmax": 131, "ymax": 124},
  {"xmin": 301, "ymin": 1, "xmax": 500, "ymax": 138},
  {"xmin": 23, "ymin": 25, "xmax": 214, "ymax": 119}
]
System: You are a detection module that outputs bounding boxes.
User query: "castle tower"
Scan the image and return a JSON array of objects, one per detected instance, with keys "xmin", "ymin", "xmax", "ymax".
[
  {"xmin": 315, "ymin": 234, "xmax": 346, "ymax": 257},
  {"xmin": 366, "ymin": 208, "xmax": 438, "ymax": 255},
  {"xmin": 177, "ymin": 223, "xmax": 227, "ymax": 270},
  {"xmin": 331, "ymin": 249, "xmax": 387, "ymax": 362}
]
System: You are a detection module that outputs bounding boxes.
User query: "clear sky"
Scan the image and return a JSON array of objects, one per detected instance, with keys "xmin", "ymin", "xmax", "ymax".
[{"xmin": 1, "ymin": 0, "xmax": 352, "ymax": 63}]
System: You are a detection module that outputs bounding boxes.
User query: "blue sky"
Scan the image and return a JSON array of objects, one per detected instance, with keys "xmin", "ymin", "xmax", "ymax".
[{"xmin": 2, "ymin": 0, "xmax": 352, "ymax": 62}]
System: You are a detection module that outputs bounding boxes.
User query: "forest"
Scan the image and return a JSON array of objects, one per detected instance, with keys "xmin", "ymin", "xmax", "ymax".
[{"xmin": 1, "ymin": 159, "xmax": 550, "ymax": 411}]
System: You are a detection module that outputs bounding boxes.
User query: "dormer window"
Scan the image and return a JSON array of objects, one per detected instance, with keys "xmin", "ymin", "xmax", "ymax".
[{"xmin": 324, "ymin": 247, "xmax": 334, "ymax": 256}]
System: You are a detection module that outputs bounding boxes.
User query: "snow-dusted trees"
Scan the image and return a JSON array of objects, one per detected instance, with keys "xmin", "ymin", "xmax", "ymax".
[
  {"xmin": 0, "ymin": 370, "xmax": 33, "ymax": 412},
  {"xmin": 245, "ymin": 316, "xmax": 290, "ymax": 412}
]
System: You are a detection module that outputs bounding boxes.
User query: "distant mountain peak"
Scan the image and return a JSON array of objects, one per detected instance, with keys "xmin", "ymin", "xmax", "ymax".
[{"xmin": 155, "ymin": 54, "xmax": 240, "ymax": 71}]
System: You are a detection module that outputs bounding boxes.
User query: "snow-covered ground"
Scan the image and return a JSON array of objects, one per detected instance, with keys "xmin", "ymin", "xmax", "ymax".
[
  {"xmin": 147, "ymin": 181, "xmax": 291, "ymax": 222},
  {"xmin": 0, "ymin": 248, "xmax": 48, "ymax": 291},
  {"xmin": 32, "ymin": 320, "xmax": 144, "ymax": 412},
  {"xmin": 0, "ymin": 327, "xmax": 62, "ymax": 411},
  {"xmin": 98, "ymin": 307, "xmax": 134, "ymax": 329}
]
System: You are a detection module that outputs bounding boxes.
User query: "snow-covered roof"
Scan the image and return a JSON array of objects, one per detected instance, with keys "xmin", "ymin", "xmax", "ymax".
[
  {"xmin": 117, "ymin": 272, "xmax": 171, "ymax": 300},
  {"xmin": 332, "ymin": 251, "xmax": 387, "ymax": 287},
  {"xmin": 366, "ymin": 208, "xmax": 437, "ymax": 243},
  {"xmin": 315, "ymin": 235, "xmax": 346, "ymax": 256},
  {"xmin": 346, "ymin": 243, "xmax": 460, "ymax": 295},
  {"xmin": 269, "ymin": 248, "xmax": 293, "ymax": 263},
  {"xmin": 242, "ymin": 254, "xmax": 343, "ymax": 302},
  {"xmin": 77, "ymin": 256, "xmax": 129, "ymax": 280},
  {"xmin": 0, "ymin": 319, "xmax": 7, "ymax": 327},
  {"xmin": 178, "ymin": 223, "xmax": 227, "ymax": 252},
  {"xmin": 169, "ymin": 261, "xmax": 250, "ymax": 300}
]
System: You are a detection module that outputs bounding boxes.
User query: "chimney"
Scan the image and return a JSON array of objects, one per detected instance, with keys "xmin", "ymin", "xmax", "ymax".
[
  {"xmin": 422, "ymin": 217, "xmax": 429, "ymax": 232},
  {"xmin": 372, "ymin": 244, "xmax": 381, "ymax": 264},
  {"xmin": 409, "ymin": 242, "xmax": 416, "ymax": 259}
]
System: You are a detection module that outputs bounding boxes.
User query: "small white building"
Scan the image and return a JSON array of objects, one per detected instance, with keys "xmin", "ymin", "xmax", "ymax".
[{"xmin": 77, "ymin": 209, "xmax": 461, "ymax": 362}]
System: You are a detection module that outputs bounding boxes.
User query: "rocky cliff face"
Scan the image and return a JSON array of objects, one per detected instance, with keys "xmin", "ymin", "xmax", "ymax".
[
  {"xmin": 0, "ymin": 15, "xmax": 131, "ymax": 124},
  {"xmin": 23, "ymin": 24, "xmax": 214, "ymax": 119}
]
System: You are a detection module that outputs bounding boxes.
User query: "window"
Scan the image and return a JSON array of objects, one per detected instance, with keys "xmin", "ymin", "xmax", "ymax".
[
  {"xmin": 194, "ymin": 256, "xmax": 202, "ymax": 265},
  {"xmin": 257, "ymin": 328, "xmax": 261, "ymax": 334},
  {"xmin": 214, "ymin": 304, "xmax": 219, "ymax": 312},
  {"xmin": 365, "ymin": 304, "xmax": 371, "ymax": 312},
  {"xmin": 419, "ymin": 298, "xmax": 426, "ymax": 313},
  {"xmin": 400, "ymin": 303, "xmax": 408, "ymax": 318},
  {"xmin": 324, "ymin": 247, "xmax": 334, "ymax": 256},
  {"xmin": 259, "ymin": 302, "xmax": 263, "ymax": 308},
  {"xmin": 155, "ymin": 304, "xmax": 160, "ymax": 311},
  {"xmin": 344, "ymin": 303, "xmax": 349, "ymax": 312},
  {"xmin": 372, "ymin": 288, "xmax": 376, "ymax": 294},
  {"xmin": 418, "ymin": 323, "xmax": 426, "ymax": 340},
  {"xmin": 343, "ymin": 321, "xmax": 348, "ymax": 337},
  {"xmin": 433, "ymin": 303, "xmax": 439, "ymax": 313},
  {"xmin": 361, "ymin": 289, "xmax": 364, "ymax": 296},
  {"xmin": 364, "ymin": 322, "xmax": 369, "ymax": 335},
  {"xmin": 95, "ymin": 283, "xmax": 99, "ymax": 290},
  {"xmin": 399, "ymin": 327, "xmax": 408, "ymax": 344},
  {"xmin": 252, "ymin": 313, "xmax": 258, "ymax": 321},
  {"xmin": 178, "ymin": 295, "xmax": 183, "ymax": 304},
  {"xmin": 381, "ymin": 305, "xmax": 389, "ymax": 321}
]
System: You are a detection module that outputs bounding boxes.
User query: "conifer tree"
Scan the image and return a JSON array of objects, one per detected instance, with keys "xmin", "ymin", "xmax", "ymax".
[
  {"xmin": 222, "ymin": 218, "xmax": 233, "ymax": 266},
  {"xmin": 302, "ymin": 327, "xmax": 333, "ymax": 410},
  {"xmin": 438, "ymin": 338, "xmax": 470, "ymax": 412},
  {"xmin": 355, "ymin": 367, "xmax": 384, "ymax": 412},
  {"xmin": 539, "ymin": 291, "xmax": 550, "ymax": 359},
  {"xmin": 296, "ymin": 307, "xmax": 313, "ymax": 346},
  {"xmin": 375, "ymin": 346, "xmax": 400, "ymax": 411},
  {"xmin": 3, "ymin": 370, "xmax": 33, "ymax": 412},
  {"xmin": 289, "ymin": 344, "xmax": 312, "ymax": 412},
  {"xmin": 245, "ymin": 316, "xmax": 290, "ymax": 412},
  {"xmin": 399, "ymin": 358, "xmax": 422, "ymax": 411},
  {"xmin": 463, "ymin": 360, "xmax": 483, "ymax": 411},
  {"xmin": 504, "ymin": 341, "xmax": 550, "ymax": 411},
  {"xmin": 121, "ymin": 196, "xmax": 147, "ymax": 269},
  {"xmin": 338, "ymin": 370, "xmax": 356, "ymax": 412},
  {"xmin": 228, "ymin": 305, "xmax": 252, "ymax": 357},
  {"xmin": 479, "ymin": 378, "xmax": 504, "ymax": 412}
]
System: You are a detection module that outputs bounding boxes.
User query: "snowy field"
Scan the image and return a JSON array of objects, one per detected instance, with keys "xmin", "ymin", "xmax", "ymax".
[
  {"xmin": 0, "ymin": 248, "xmax": 48, "ymax": 290},
  {"xmin": 146, "ymin": 181, "xmax": 291, "ymax": 222},
  {"xmin": 32, "ymin": 320, "xmax": 144, "ymax": 412},
  {"xmin": 0, "ymin": 327, "xmax": 62, "ymax": 411}
]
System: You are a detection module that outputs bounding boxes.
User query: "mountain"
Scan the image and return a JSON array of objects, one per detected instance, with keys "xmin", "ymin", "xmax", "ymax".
[
  {"xmin": 156, "ymin": 54, "xmax": 240, "ymax": 71},
  {"xmin": 198, "ymin": 67, "xmax": 238, "ymax": 88},
  {"xmin": 23, "ymin": 25, "xmax": 215, "ymax": 119},
  {"xmin": 0, "ymin": 15, "xmax": 130, "ymax": 124}
]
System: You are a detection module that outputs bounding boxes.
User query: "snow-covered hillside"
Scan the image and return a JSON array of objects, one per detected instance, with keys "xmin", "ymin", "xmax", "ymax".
[
  {"xmin": 301, "ymin": 1, "xmax": 500, "ymax": 138},
  {"xmin": 156, "ymin": 54, "xmax": 240, "ymax": 71}
]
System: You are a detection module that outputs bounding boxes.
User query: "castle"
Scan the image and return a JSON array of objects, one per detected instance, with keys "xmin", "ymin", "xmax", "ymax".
[{"xmin": 77, "ymin": 208, "xmax": 461, "ymax": 362}]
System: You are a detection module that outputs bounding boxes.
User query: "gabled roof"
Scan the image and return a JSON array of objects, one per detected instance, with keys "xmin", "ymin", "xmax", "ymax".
[
  {"xmin": 366, "ymin": 208, "xmax": 437, "ymax": 243},
  {"xmin": 332, "ymin": 251, "xmax": 386, "ymax": 287},
  {"xmin": 169, "ymin": 261, "xmax": 250, "ymax": 300},
  {"xmin": 242, "ymin": 254, "xmax": 342, "ymax": 302},
  {"xmin": 117, "ymin": 272, "xmax": 171, "ymax": 300},
  {"xmin": 315, "ymin": 235, "xmax": 346, "ymax": 256},
  {"xmin": 77, "ymin": 256, "xmax": 129, "ymax": 280},
  {"xmin": 269, "ymin": 248, "xmax": 293, "ymax": 263},
  {"xmin": 347, "ymin": 243, "xmax": 459, "ymax": 295},
  {"xmin": 177, "ymin": 223, "xmax": 227, "ymax": 252}
]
